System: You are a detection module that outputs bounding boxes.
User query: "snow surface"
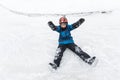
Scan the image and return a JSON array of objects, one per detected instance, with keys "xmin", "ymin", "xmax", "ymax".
[{"xmin": 0, "ymin": 0, "xmax": 120, "ymax": 80}]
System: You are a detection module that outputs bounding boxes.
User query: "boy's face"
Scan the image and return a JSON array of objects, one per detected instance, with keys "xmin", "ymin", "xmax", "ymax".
[{"xmin": 60, "ymin": 22, "xmax": 67, "ymax": 29}]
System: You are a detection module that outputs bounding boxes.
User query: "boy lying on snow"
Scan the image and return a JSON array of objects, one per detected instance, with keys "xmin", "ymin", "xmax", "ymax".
[{"xmin": 48, "ymin": 16, "xmax": 96, "ymax": 70}]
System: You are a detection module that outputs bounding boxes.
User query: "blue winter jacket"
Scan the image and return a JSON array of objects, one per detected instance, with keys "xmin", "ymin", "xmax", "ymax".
[{"xmin": 55, "ymin": 25, "xmax": 76, "ymax": 45}]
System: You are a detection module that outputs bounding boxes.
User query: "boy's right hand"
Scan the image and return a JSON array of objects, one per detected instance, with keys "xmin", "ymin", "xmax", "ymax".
[
  {"xmin": 48, "ymin": 21, "xmax": 53, "ymax": 25},
  {"xmin": 48, "ymin": 21, "xmax": 56, "ymax": 30}
]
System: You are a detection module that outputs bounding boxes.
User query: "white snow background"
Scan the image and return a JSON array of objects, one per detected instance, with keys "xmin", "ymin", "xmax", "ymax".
[{"xmin": 0, "ymin": 0, "xmax": 120, "ymax": 80}]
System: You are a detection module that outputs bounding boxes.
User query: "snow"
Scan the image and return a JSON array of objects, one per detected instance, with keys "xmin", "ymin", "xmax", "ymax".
[{"xmin": 0, "ymin": 0, "xmax": 120, "ymax": 80}]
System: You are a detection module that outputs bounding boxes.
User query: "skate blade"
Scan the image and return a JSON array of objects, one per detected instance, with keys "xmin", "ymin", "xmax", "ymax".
[
  {"xmin": 48, "ymin": 63, "xmax": 57, "ymax": 72},
  {"xmin": 91, "ymin": 58, "xmax": 99, "ymax": 67}
]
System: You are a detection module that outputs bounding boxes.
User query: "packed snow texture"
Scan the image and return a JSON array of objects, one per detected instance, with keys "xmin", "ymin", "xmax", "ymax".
[{"xmin": 0, "ymin": 0, "xmax": 120, "ymax": 80}]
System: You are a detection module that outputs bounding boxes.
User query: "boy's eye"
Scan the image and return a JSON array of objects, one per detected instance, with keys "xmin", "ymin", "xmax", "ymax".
[{"xmin": 61, "ymin": 23, "xmax": 67, "ymax": 25}]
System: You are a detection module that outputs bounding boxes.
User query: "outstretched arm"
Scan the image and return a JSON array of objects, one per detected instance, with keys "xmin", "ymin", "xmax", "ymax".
[
  {"xmin": 48, "ymin": 21, "xmax": 57, "ymax": 31},
  {"xmin": 72, "ymin": 18, "xmax": 85, "ymax": 29}
]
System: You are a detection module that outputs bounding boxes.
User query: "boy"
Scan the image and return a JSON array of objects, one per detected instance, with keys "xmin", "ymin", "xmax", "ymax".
[{"xmin": 48, "ymin": 16, "xmax": 96, "ymax": 70}]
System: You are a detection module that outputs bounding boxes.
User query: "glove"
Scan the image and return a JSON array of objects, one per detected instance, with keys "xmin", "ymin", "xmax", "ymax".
[
  {"xmin": 79, "ymin": 18, "xmax": 85, "ymax": 24},
  {"xmin": 48, "ymin": 21, "xmax": 56, "ymax": 30},
  {"xmin": 72, "ymin": 18, "xmax": 85, "ymax": 28},
  {"xmin": 48, "ymin": 21, "xmax": 53, "ymax": 27}
]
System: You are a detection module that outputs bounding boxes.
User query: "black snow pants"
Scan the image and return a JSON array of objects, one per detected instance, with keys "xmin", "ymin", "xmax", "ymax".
[{"xmin": 53, "ymin": 43, "xmax": 91, "ymax": 67}]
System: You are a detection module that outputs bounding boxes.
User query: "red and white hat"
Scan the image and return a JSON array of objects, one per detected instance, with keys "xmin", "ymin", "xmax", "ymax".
[{"xmin": 59, "ymin": 16, "xmax": 68, "ymax": 24}]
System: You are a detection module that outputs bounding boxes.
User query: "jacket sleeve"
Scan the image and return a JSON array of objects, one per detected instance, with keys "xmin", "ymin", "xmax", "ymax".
[
  {"xmin": 48, "ymin": 21, "xmax": 57, "ymax": 31},
  {"xmin": 71, "ymin": 18, "xmax": 85, "ymax": 29}
]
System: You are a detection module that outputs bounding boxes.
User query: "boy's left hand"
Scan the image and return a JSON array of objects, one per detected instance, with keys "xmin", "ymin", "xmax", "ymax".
[{"xmin": 79, "ymin": 18, "xmax": 85, "ymax": 24}]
